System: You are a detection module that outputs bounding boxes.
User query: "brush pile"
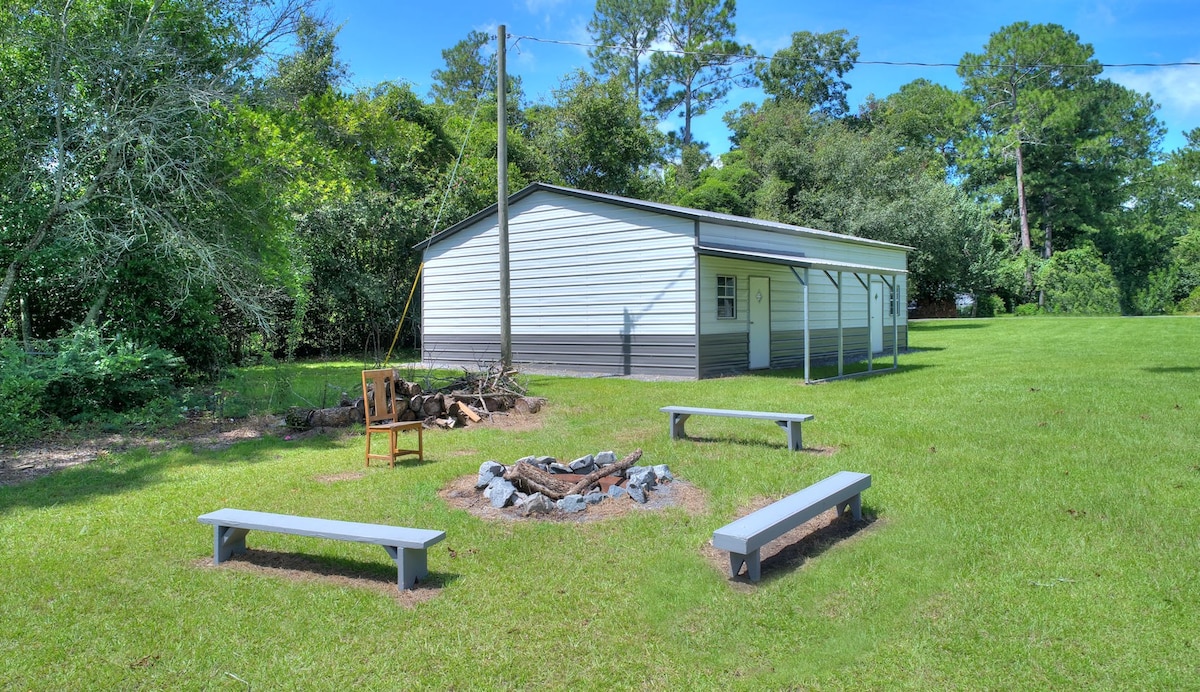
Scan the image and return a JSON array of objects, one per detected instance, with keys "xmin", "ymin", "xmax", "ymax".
[{"xmin": 285, "ymin": 364, "xmax": 543, "ymax": 430}]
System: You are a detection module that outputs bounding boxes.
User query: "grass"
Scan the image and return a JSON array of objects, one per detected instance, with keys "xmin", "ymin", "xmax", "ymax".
[{"xmin": 2, "ymin": 317, "xmax": 1198, "ymax": 689}]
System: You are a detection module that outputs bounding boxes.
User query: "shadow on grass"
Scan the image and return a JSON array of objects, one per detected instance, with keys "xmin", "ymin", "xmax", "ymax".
[
  {"xmin": 732, "ymin": 361, "xmax": 932, "ymax": 382},
  {"xmin": 207, "ymin": 547, "xmax": 459, "ymax": 593},
  {"xmin": 675, "ymin": 435, "xmax": 831, "ymax": 454},
  {"xmin": 736, "ymin": 511, "xmax": 878, "ymax": 586},
  {"xmin": 0, "ymin": 434, "xmax": 347, "ymax": 516},
  {"xmin": 910, "ymin": 320, "xmax": 991, "ymax": 331},
  {"xmin": 1143, "ymin": 366, "xmax": 1200, "ymax": 374}
]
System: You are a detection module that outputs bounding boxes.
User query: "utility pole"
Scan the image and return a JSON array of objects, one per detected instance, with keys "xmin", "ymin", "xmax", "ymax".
[{"xmin": 497, "ymin": 25, "xmax": 512, "ymax": 369}]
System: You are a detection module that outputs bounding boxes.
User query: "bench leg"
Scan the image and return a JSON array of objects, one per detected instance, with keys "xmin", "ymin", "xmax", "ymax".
[
  {"xmin": 384, "ymin": 546, "xmax": 429, "ymax": 590},
  {"xmin": 837, "ymin": 493, "xmax": 863, "ymax": 521},
  {"xmin": 776, "ymin": 420, "xmax": 803, "ymax": 451},
  {"xmin": 728, "ymin": 548, "xmax": 762, "ymax": 582},
  {"xmin": 213, "ymin": 526, "xmax": 249, "ymax": 564},
  {"xmin": 668, "ymin": 413, "xmax": 690, "ymax": 440}
]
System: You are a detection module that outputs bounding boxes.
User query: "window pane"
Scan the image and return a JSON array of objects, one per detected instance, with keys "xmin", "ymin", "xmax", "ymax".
[{"xmin": 717, "ymin": 275, "xmax": 735, "ymax": 319}]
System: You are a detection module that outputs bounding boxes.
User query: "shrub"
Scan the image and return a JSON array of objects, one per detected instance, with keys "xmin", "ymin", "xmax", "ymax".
[
  {"xmin": 41, "ymin": 327, "xmax": 184, "ymax": 423},
  {"xmin": 0, "ymin": 341, "xmax": 50, "ymax": 439},
  {"xmin": 1179, "ymin": 286, "xmax": 1200, "ymax": 315},
  {"xmin": 1133, "ymin": 268, "xmax": 1178, "ymax": 315},
  {"xmin": 975, "ymin": 294, "xmax": 1006, "ymax": 317},
  {"xmin": 1014, "ymin": 303, "xmax": 1042, "ymax": 317},
  {"xmin": 1036, "ymin": 247, "xmax": 1122, "ymax": 315}
]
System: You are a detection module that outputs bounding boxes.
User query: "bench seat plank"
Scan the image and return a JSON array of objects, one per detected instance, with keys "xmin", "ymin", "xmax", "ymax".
[
  {"xmin": 661, "ymin": 406, "xmax": 814, "ymax": 451},
  {"xmin": 660, "ymin": 406, "xmax": 814, "ymax": 422},
  {"xmin": 713, "ymin": 471, "xmax": 870, "ymax": 582},
  {"xmin": 198, "ymin": 508, "xmax": 445, "ymax": 590}
]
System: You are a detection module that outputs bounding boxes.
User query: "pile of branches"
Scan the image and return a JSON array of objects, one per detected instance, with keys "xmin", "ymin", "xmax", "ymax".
[
  {"xmin": 286, "ymin": 363, "xmax": 542, "ymax": 430},
  {"xmin": 443, "ymin": 363, "xmax": 531, "ymax": 416}
]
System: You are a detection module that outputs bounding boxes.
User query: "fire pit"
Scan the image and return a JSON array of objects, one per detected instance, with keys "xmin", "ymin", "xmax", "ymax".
[{"xmin": 474, "ymin": 449, "xmax": 674, "ymax": 515}]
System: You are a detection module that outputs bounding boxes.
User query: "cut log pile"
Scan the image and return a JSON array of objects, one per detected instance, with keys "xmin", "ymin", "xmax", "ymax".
[{"xmin": 285, "ymin": 364, "xmax": 543, "ymax": 430}]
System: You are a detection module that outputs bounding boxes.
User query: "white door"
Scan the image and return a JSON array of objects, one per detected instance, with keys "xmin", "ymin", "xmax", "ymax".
[
  {"xmin": 870, "ymin": 278, "xmax": 884, "ymax": 354},
  {"xmin": 749, "ymin": 276, "xmax": 771, "ymax": 369}
]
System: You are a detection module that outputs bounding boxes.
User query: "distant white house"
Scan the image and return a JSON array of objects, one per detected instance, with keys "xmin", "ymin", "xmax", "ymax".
[{"xmin": 415, "ymin": 183, "xmax": 909, "ymax": 380}]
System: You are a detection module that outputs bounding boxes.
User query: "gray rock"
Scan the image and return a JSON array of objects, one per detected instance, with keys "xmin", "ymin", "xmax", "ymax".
[
  {"xmin": 595, "ymin": 450, "xmax": 617, "ymax": 466},
  {"xmin": 521, "ymin": 493, "xmax": 556, "ymax": 516},
  {"xmin": 569, "ymin": 455, "xmax": 596, "ymax": 473},
  {"xmin": 536, "ymin": 455, "xmax": 557, "ymax": 465},
  {"xmin": 548, "ymin": 462, "xmax": 572, "ymax": 474},
  {"xmin": 607, "ymin": 484, "xmax": 628, "ymax": 499},
  {"xmin": 557, "ymin": 494, "xmax": 587, "ymax": 513},
  {"xmin": 584, "ymin": 490, "xmax": 605, "ymax": 505},
  {"xmin": 627, "ymin": 466, "xmax": 657, "ymax": 490},
  {"xmin": 514, "ymin": 455, "xmax": 536, "ymax": 465},
  {"xmin": 486, "ymin": 478, "xmax": 517, "ymax": 508},
  {"xmin": 476, "ymin": 460, "xmax": 506, "ymax": 488},
  {"xmin": 652, "ymin": 464, "xmax": 673, "ymax": 482},
  {"xmin": 628, "ymin": 485, "xmax": 647, "ymax": 504}
]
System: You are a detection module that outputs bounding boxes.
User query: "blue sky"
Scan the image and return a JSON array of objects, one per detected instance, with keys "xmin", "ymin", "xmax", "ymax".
[{"xmin": 321, "ymin": 0, "xmax": 1200, "ymax": 155}]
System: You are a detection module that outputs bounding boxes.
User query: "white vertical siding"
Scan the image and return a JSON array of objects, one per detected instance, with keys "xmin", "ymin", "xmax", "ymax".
[
  {"xmin": 700, "ymin": 257, "xmax": 873, "ymax": 334},
  {"xmin": 697, "ymin": 222, "xmax": 907, "ymax": 334},
  {"xmin": 423, "ymin": 190, "xmax": 697, "ymax": 338}
]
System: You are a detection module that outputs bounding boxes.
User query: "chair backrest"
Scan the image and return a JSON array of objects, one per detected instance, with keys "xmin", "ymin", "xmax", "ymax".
[{"xmin": 362, "ymin": 368, "xmax": 401, "ymax": 426}]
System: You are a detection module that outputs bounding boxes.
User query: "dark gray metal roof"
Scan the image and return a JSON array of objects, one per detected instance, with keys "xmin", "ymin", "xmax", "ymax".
[{"xmin": 414, "ymin": 182, "xmax": 913, "ymax": 253}]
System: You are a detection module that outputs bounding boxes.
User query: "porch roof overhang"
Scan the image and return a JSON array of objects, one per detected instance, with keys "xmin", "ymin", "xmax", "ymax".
[
  {"xmin": 698, "ymin": 243, "xmax": 904, "ymax": 384},
  {"xmin": 696, "ymin": 244, "xmax": 908, "ymax": 276}
]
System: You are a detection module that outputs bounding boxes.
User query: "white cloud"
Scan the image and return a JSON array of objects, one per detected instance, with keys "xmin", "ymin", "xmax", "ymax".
[{"xmin": 1115, "ymin": 61, "xmax": 1200, "ymax": 114}]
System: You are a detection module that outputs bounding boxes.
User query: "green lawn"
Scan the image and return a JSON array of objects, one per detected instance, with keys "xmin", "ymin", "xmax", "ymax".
[{"xmin": 2, "ymin": 317, "xmax": 1198, "ymax": 689}]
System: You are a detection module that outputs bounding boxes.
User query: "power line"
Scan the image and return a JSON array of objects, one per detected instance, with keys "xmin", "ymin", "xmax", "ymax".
[{"xmin": 507, "ymin": 33, "xmax": 1200, "ymax": 71}]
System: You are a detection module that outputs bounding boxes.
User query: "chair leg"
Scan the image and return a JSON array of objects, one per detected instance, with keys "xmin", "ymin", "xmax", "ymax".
[
  {"xmin": 388, "ymin": 428, "xmax": 398, "ymax": 468},
  {"xmin": 364, "ymin": 430, "xmax": 371, "ymax": 468}
]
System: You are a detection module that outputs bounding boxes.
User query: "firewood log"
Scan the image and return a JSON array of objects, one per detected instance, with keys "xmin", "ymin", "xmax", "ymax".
[{"xmin": 566, "ymin": 449, "xmax": 642, "ymax": 496}]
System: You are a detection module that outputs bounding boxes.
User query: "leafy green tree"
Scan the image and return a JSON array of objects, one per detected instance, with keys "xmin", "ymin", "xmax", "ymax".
[
  {"xmin": 525, "ymin": 72, "xmax": 663, "ymax": 196},
  {"xmin": 863, "ymin": 79, "xmax": 971, "ymax": 169},
  {"xmin": 272, "ymin": 11, "xmax": 348, "ymax": 105},
  {"xmin": 1110, "ymin": 127, "xmax": 1200, "ymax": 312},
  {"xmin": 429, "ymin": 29, "xmax": 522, "ymax": 119},
  {"xmin": 588, "ymin": 0, "xmax": 667, "ymax": 106},
  {"xmin": 644, "ymin": 0, "xmax": 754, "ymax": 146},
  {"xmin": 0, "ymin": 0, "xmax": 311, "ymax": 342},
  {"xmin": 958, "ymin": 23, "xmax": 1101, "ymax": 255},
  {"xmin": 754, "ymin": 29, "xmax": 859, "ymax": 117},
  {"xmin": 716, "ymin": 101, "xmax": 1003, "ymax": 304}
]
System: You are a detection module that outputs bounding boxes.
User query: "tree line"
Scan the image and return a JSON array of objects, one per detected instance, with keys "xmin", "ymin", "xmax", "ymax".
[{"xmin": 3, "ymin": 0, "xmax": 1198, "ymax": 380}]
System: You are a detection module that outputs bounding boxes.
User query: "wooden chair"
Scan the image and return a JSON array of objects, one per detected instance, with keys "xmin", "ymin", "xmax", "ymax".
[{"xmin": 361, "ymin": 368, "xmax": 423, "ymax": 467}]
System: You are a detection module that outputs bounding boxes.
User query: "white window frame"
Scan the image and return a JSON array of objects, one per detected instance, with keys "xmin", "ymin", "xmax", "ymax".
[{"xmin": 716, "ymin": 275, "xmax": 737, "ymax": 319}]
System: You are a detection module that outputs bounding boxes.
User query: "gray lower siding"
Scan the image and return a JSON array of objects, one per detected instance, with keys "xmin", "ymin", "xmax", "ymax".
[
  {"xmin": 422, "ymin": 334, "xmax": 697, "ymax": 377},
  {"xmin": 697, "ymin": 332, "xmax": 748, "ymax": 378},
  {"xmin": 699, "ymin": 326, "xmax": 908, "ymax": 378}
]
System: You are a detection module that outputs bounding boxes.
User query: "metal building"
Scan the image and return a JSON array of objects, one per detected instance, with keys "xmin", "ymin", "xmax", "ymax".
[{"xmin": 416, "ymin": 183, "xmax": 909, "ymax": 381}]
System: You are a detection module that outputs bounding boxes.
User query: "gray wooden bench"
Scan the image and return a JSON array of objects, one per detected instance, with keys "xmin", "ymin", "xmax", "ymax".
[
  {"xmin": 712, "ymin": 471, "xmax": 870, "ymax": 582},
  {"xmin": 198, "ymin": 508, "xmax": 445, "ymax": 590},
  {"xmin": 661, "ymin": 406, "xmax": 815, "ymax": 451}
]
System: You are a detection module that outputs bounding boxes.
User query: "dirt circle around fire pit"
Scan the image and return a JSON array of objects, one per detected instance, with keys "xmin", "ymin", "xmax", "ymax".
[{"xmin": 438, "ymin": 473, "xmax": 708, "ymax": 522}]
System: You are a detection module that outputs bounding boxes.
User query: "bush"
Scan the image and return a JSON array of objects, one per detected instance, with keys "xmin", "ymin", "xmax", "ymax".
[
  {"xmin": 0, "ymin": 341, "xmax": 50, "ymax": 439},
  {"xmin": 40, "ymin": 328, "xmax": 184, "ymax": 424},
  {"xmin": 1131, "ymin": 268, "xmax": 1178, "ymax": 315},
  {"xmin": 1036, "ymin": 247, "xmax": 1122, "ymax": 315},
  {"xmin": 1179, "ymin": 286, "xmax": 1200, "ymax": 315},
  {"xmin": 975, "ymin": 294, "xmax": 1006, "ymax": 317},
  {"xmin": 1014, "ymin": 303, "xmax": 1042, "ymax": 317}
]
